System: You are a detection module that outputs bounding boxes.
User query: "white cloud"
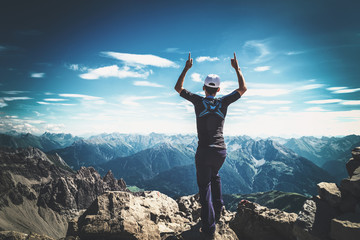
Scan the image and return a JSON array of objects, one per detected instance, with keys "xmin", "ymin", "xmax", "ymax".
[
  {"xmin": 31, "ymin": 72, "xmax": 45, "ymax": 78},
  {"xmin": 327, "ymin": 87, "xmax": 346, "ymax": 91},
  {"xmin": 44, "ymin": 98, "xmax": 68, "ymax": 102},
  {"xmin": 102, "ymin": 51, "xmax": 179, "ymax": 68},
  {"xmin": 3, "ymin": 97, "xmax": 32, "ymax": 101},
  {"xmin": 59, "ymin": 93, "xmax": 102, "ymax": 101},
  {"xmin": 37, "ymin": 101, "xmax": 74, "ymax": 106},
  {"xmin": 196, "ymin": 56, "xmax": 219, "ymax": 62},
  {"xmin": 254, "ymin": 66, "xmax": 270, "ymax": 72},
  {"xmin": 122, "ymin": 96, "xmax": 158, "ymax": 106},
  {"xmin": 305, "ymin": 99, "xmax": 342, "ymax": 104},
  {"xmin": 306, "ymin": 107, "xmax": 327, "ymax": 112},
  {"xmin": 243, "ymin": 40, "xmax": 270, "ymax": 64},
  {"xmin": 0, "ymin": 99, "xmax": 8, "ymax": 108},
  {"xmin": 341, "ymin": 100, "xmax": 360, "ymax": 105},
  {"xmin": 331, "ymin": 87, "xmax": 360, "ymax": 94},
  {"xmin": 286, "ymin": 51, "xmax": 304, "ymax": 55},
  {"xmin": 247, "ymin": 100, "xmax": 292, "ymax": 105},
  {"xmin": 218, "ymin": 81, "xmax": 238, "ymax": 94},
  {"xmin": 2, "ymin": 91, "xmax": 26, "ymax": 94},
  {"xmin": 248, "ymin": 106, "xmax": 264, "ymax": 110},
  {"xmin": 297, "ymin": 84, "xmax": 324, "ymax": 91},
  {"xmin": 191, "ymin": 73, "xmax": 203, "ymax": 82},
  {"xmin": 245, "ymin": 88, "xmax": 290, "ymax": 97},
  {"xmin": 80, "ymin": 65, "xmax": 149, "ymax": 80},
  {"xmin": 133, "ymin": 81, "xmax": 164, "ymax": 88}
]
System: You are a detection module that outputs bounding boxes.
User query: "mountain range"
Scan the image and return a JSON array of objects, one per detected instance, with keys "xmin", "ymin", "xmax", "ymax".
[{"xmin": 0, "ymin": 131, "xmax": 357, "ymax": 198}]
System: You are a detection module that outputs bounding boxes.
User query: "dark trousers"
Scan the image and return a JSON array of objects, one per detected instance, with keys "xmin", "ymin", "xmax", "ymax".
[{"xmin": 195, "ymin": 147, "xmax": 226, "ymax": 234}]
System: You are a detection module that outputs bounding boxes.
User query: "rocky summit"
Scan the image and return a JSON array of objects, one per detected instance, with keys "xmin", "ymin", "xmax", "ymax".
[{"xmin": 1, "ymin": 146, "xmax": 360, "ymax": 240}]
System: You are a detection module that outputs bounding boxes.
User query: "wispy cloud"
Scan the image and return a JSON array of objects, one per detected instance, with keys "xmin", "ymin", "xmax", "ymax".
[
  {"xmin": 0, "ymin": 45, "xmax": 7, "ymax": 51},
  {"xmin": 243, "ymin": 40, "xmax": 270, "ymax": 64},
  {"xmin": 246, "ymin": 88, "xmax": 290, "ymax": 97},
  {"xmin": 286, "ymin": 51, "xmax": 304, "ymax": 55},
  {"xmin": 121, "ymin": 96, "xmax": 158, "ymax": 106},
  {"xmin": 80, "ymin": 65, "xmax": 149, "ymax": 80},
  {"xmin": 306, "ymin": 107, "xmax": 327, "ymax": 112},
  {"xmin": 59, "ymin": 93, "xmax": 103, "ymax": 101},
  {"xmin": 1, "ymin": 91, "xmax": 26, "ymax": 94},
  {"xmin": 31, "ymin": 73, "xmax": 45, "ymax": 78},
  {"xmin": 196, "ymin": 56, "xmax": 219, "ymax": 62},
  {"xmin": 341, "ymin": 100, "xmax": 360, "ymax": 105},
  {"xmin": 305, "ymin": 99, "xmax": 342, "ymax": 104},
  {"xmin": 164, "ymin": 48, "xmax": 186, "ymax": 54},
  {"xmin": 133, "ymin": 81, "xmax": 164, "ymax": 88},
  {"xmin": 37, "ymin": 101, "xmax": 74, "ymax": 106},
  {"xmin": 66, "ymin": 63, "xmax": 87, "ymax": 71},
  {"xmin": 327, "ymin": 87, "xmax": 346, "ymax": 91},
  {"xmin": 328, "ymin": 86, "xmax": 360, "ymax": 94},
  {"xmin": 254, "ymin": 66, "xmax": 271, "ymax": 72},
  {"xmin": 191, "ymin": 73, "xmax": 202, "ymax": 82},
  {"xmin": 297, "ymin": 84, "xmax": 324, "ymax": 91},
  {"xmin": 0, "ymin": 99, "xmax": 8, "ymax": 108},
  {"xmin": 247, "ymin": 100, "xmax": 292, "ymax": 105},
  {"xmin": 3, "ymin": 97, "xmax": 32, "ymax": 101},
  {"xmin": 43, "ymin": 98, "xmax": 69, "ymax": 102},
  {"xmin": 102, "ymin": 51, "xmax": 179, "ymax": 68}
]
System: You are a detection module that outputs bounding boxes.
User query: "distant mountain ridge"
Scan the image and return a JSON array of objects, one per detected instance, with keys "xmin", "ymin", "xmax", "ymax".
[
  {"xmin": 0, "ymin": 132, "xmax": 81, "ymax": 152},
  {"xmin": 0, "ymin": 131, "xmax": 357, "ymax": 197}
]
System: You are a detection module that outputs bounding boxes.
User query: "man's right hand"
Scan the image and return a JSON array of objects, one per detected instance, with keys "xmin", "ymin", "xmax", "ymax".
[{"xmin": 185, "ymin": 52, "xmax": 193, "ymax": 70}]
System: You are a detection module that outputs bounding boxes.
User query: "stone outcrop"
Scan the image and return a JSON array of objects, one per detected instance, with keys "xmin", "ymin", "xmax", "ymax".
[
  {"xmin": 37, "ymin": 167, "xmax": 127, "ymax": 212},
  {"xmin": 0, "ymin": 147, "xmax": 128, "ymax": 239},
  {"xmin": 293, "ymin": 147, "xmax": 360, "ymax": 240},
  {"xmin": 66, "ymin": 191, "xmax": 238, "ymax": 240},
  {"xmin": 230, "ymin": 200, "xmax": 297, "ymax": 240},
  {"xmin": 0, "ymin": 231, "xmax": 55, "ymax": 240}
]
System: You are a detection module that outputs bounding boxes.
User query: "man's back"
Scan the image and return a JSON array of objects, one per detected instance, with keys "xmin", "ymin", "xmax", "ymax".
[{"xmin": 180, "ymin": 89, "xmax": 241, "ymax": 149}]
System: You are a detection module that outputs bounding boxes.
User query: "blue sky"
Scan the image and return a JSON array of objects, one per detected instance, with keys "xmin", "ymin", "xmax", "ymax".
[{"xmin": 0, "ymin": 0, "xmax": 359, "ymax": 137}]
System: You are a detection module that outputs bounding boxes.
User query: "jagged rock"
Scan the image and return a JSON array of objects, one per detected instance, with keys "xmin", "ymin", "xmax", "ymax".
[
  {"xmin": 330, "ymin": 213, "xmax": 360, "ymax": 240},
  {"xmin": 38, "ymin": 167, "xmax": 128, "ymax": 211},
  {"xmin": 346, "ymin": 158, "xmax": 360, "ymax": 178},
  {"xmin": 341, "ymin": 166, "xmax": 360, "ymax": 198},
  {"xmin": 103, "ymin": 170, "xmax": 125, "ymax": 191},
  {"xmin": 351, "ymin": 147, "xmax": 360, "ymax": 161},
  {"xmin": 68, "ymin": 191, "xmax": 238, "ymax": 240},
  {"xmin": 339, "ymin": 190, "xmax": 358, "ymax": 213},
  {"xmin": 229, "ymin": 200, "xmax": 297, "ymax": 240},
  {"xmin": 0, "ymin": 231, "xmax": 55, "ymax": 240},
  {"xmin": 293, "ymin": 197, "xmax": 339, "ymax": 240},
  {"xmin": 317, "ymin": 182, "xmax": 341, "ymax": 207},
  {"xmin": 176, "ymin": 194, "xmax": 201, "ymax": 223},
  {"xmin": 72, "ymin": 191, "xmax": 186, "ymax": 239}
]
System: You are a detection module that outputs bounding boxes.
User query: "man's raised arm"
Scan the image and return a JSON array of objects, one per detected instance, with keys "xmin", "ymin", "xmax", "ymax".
[
  {"xmin": 175, "ymin": 52, "xmax": 193, "ymax": 93},
  {"xmin": 231, "ymin": 52, "xmax": 247, "ymax": 96}
]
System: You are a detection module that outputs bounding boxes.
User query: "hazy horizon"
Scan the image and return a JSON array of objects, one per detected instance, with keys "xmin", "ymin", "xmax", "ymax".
[{"xmin": 1, "ymin": 0, "xmax": 359, "ymax": 137}]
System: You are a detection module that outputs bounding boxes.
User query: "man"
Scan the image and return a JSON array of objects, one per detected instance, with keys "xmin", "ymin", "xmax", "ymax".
[{"xmin": 174, "ymin": 52, "xmax": 247, "ymax": 239}]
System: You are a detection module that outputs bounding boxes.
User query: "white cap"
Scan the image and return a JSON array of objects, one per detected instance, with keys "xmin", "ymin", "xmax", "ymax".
[{"xmin": 204, "ymin": 74, "xmax": 220, "ymax": 88}]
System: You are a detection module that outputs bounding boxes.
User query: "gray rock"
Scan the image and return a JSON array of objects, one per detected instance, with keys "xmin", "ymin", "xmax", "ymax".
[
  {"xmin": 346, "ymin": 158, "xmax": 360, "ymax": 178},
  {"xmin": 69, "ymin": 191, "xmax": 238, "ymax": 240},
  {"xmin": 351, "ymin": 147, "xmax": 360, "ymax": 161},
  {"xmin": 341, "ymin": 166, "xmax": 360, "ymax": 198},
  {"xmin": 293, "ymin": 197, "xmax": 338, "ymax": 240},
  {"xmin": 0, "ymin": 231, "xmax": 55, "ymax": 240},
  {"xmin": 229, "ymin": 200, "xmax": 297, "ymax": 240},
  {"xmin": 317, "ymin": 182, "xmax": 341, "ymax": 207},
  {"xmin": 330, "ymin": 213, "xmax": 360, "ymax": 240}
]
